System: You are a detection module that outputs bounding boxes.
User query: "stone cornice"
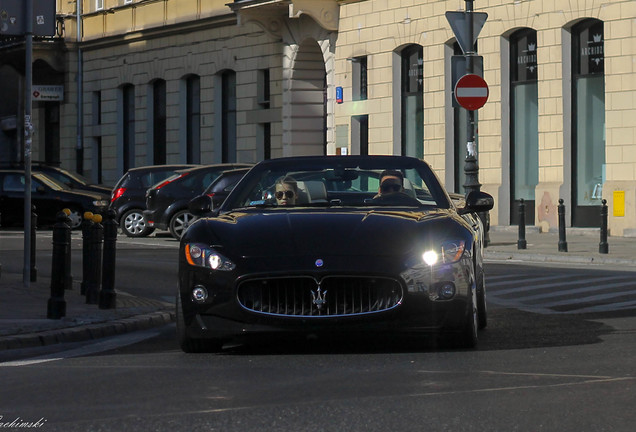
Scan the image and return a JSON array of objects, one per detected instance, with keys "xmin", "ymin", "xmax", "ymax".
[{"xmin": 229, "ymin": 0, "xmax": 339, "ymax": 37}]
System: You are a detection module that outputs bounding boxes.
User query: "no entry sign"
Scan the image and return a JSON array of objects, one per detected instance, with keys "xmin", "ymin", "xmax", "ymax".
[{"xmin": 454, "ymin": 74, "xmax": 489, "ymax": 110}]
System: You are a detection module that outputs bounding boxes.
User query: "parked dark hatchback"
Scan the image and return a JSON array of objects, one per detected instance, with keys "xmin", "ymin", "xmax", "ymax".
[
  {"xmin": 191, "ymin": 167, "xmax": 251, "ymax": 213},
  {"xmin": 110, "ymin": 164, "xmax": 196, "ymax": 237},
  {"xmin": 0, "ymin": 169, "xmax": 110, "ymax": 229},
  {"xmin": 144, "ymin": 163, "xmax": 251, "ymax": 239}
]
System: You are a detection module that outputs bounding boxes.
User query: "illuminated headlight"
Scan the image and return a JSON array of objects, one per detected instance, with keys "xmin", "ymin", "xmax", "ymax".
[
  {"xmin": 185, "ymin": 243, "xmax": 236, "ymax": 271},
  {"xmin": 422, "ymin": 240, "xmax": 466, "ymax": 266},
  {"xmin": 93, "ymin": 199, "xmax": 109, "ymax": 207}
]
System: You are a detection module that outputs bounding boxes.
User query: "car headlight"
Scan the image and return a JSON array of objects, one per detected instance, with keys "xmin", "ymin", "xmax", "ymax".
[
  {"xmin": 93, "ymin": 199, "xmax": 109, "ymax": 207},
  {"xmin": 422, "ymin": 240, "xmax": 466, "ymax": 266},
  {"xmin": 185, "ymin": 243, "xmax": 236, "ymax": 271}
]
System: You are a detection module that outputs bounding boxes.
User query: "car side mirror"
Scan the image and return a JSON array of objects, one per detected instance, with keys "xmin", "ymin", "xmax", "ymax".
[
  {"xmin": 459, "ymin": 191, "xmax": 494, "ymax": 215},
  {"xmin": 188, "ymin": 195, "xmax": 212, "ymax": 216}
]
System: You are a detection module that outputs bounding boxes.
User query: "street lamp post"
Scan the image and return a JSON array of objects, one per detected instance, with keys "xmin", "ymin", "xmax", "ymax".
[
  {"xmin": 462, "ymin": 0, "xmax": 480, "ymax": 198},
  {"xmin": 23, "ymin": 0, "xmax": 34, "ymax": 287}
]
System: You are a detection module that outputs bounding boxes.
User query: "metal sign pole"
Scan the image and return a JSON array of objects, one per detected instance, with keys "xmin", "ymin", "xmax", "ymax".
[
  {"xmin": 463, "ymin": 0, "xmax": 481, "ymax": 197},
  {"xmin": 23, "ymin": 0, "xmax": 34, "ymax": 287}
]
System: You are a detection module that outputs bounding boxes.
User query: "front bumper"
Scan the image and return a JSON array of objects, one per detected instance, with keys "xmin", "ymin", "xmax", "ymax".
[{"xmin": 178, "ymin": 255, "xmax": 474, "ymax": 343}]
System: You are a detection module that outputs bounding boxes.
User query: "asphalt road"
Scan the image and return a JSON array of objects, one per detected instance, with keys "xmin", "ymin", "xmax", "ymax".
[{"xmin": 1, "ymin": 231, "xmax": 635, "ymax": 431}]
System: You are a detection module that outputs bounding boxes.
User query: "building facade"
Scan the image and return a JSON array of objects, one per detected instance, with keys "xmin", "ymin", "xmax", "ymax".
[{"xmin": 1, "ymin": 0, "xmax": 634, "ymax": 235}]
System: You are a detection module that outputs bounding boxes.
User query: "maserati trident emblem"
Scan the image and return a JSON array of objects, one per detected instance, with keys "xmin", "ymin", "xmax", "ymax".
[{"xmin": 311, "ymin": 287, "xmax": 328, "ymax": 310}]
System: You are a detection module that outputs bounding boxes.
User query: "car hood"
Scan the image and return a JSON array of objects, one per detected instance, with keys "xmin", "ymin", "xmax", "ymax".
[
  {"xmin": 57, "ymin": 189, "xmax": 109, "ymax": 201},
  {"xmin": 189, "ymin": 209, "xmax": 469, "ymax": 258}
]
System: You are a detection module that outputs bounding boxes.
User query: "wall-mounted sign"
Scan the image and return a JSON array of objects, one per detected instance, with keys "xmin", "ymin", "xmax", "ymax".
[
  {"xmin": 32, "ymin": 85, "xmax": 64, "ymax": 101},
  {"xmin": 0, "ymin": 0, "xmax": 56, "ymax": 36},
  {"xmin": 336, "ymin": 86, "xmax": 343, "ymax": 104}
]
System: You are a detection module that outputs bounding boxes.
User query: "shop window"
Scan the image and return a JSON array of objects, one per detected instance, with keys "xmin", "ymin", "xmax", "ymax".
[
  {"xmin": 401, "ymin": 45, "xmax": 423, "ymax": 159},
  {"xmin": 572, "ymin": 19, "xmax": 605, "ymax": 227},
  {"xmin": 510, "ymin": 28, "xmax": 538, "ymax": 225}
]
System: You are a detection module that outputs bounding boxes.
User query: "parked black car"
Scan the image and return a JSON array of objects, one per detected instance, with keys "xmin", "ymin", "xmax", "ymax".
[
  {"xmin": 177, "ymin": 155, "xmax": 494, "ymax": 352},
  {"xmin": 110, "ymin": 164, "xmax": 196, "ymax": 237},
  {"xmin": 188, "ymin": 167, "xmax": 251, "ymax": 216},
  {"xmin": 144, "ymin": 163, "xmax": 251, "ymax": 240},
  {"xmin": 0, "ymin": 169, "xmax": 110, "ymax": 229},
  {"xmin": 1, "ymin": 162, "xmax": 112, "ymax": 195}
]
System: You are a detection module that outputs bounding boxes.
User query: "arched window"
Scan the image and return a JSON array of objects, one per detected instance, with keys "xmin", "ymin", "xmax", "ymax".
[
  {"xmin": 510, "ymin": 28, "xmax": 538, "ymax": 225},
  {"xmin": 121, "ymin": 84, "xmax": 135, "ymax": 173},
  {"xmin": 152, "ymin": 79, "xmax": 167, "ymax": 165},
  {"xmin": 572, "ymin": 19, "xmax": 605, "ymax": 227},
  {"xmin": 401, "ymin": 45, "xmax": 423, "ymax": 158},
  {"xmin": 221, "ymin": 70, "xmax": 236, "ymax": 163},
  {"xmin": 184, "ymin": 75, "xmax": 200, "ymax": 164}
]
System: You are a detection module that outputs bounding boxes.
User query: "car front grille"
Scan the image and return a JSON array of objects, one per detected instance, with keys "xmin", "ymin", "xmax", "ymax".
[{"xmin": 237, "ymin": 276, "xmax": 403, "ymax": 317}]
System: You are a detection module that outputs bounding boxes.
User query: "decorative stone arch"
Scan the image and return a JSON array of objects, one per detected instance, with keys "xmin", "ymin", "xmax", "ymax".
[
  {"xmin": 231, "ymin": 3, "xmax": 337, "ymax": 156},
  {"xmin": 281, "ymin": 16, "xmax": 336, "ymax": 156}
]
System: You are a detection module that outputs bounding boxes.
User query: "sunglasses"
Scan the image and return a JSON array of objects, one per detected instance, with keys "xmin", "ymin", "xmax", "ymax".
[
  {"xmin": 381, "ymin": 183, "xmax": 402, "ymax": 193},
  {"xmin": 275, "ymin": 190, "xmax": 295, "ymax": 199}
]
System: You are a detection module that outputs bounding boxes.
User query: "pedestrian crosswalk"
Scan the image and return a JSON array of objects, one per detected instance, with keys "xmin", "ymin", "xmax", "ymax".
[{"xmin": 485, "ymin": 270, "xmax": 636, "ymax": 315}]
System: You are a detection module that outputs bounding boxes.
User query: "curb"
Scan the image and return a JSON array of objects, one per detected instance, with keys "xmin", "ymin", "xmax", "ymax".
[
  {"xmin": 485, "ymin": 251, "xmax": 636, "ymax": 267},
  {"xmin": 0, "ymin": 310, "xmax": 175, "ymax": 351}
]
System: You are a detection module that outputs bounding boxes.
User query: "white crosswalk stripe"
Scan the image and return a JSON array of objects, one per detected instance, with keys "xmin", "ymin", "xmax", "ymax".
[{"xmin": 486, "ymin": 271, "xmax": 636, "ymax": 314}]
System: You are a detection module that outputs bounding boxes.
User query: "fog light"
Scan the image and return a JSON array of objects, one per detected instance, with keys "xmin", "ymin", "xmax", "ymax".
[
  {"xmin": 192, "ymin": 285, "xmax": 208, "ymax": 302},
  {"xmin": 439, "ymin": 282, "xmax": 456, "ymax": 299}
]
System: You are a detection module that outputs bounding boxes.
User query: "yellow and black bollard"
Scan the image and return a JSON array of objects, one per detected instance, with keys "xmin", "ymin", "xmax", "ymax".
[
  {"xmin": 80, "ymin": 212, "xmax": 94, "ymax": 296},
  {"xmin": 47, "ymin": 211, "xmax": 71, "ymax": 319},
  {"xmin": 99, "ymin": 210, "xmax": 118, "ymax": 309},
  {"xmin": 85, "ymin": 214, "xmax": 104, "ymax": 305}
]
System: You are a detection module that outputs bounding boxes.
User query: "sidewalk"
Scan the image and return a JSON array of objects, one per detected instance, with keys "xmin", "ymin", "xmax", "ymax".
[
  {"xmin": 485, "ymin": 226, "xmax": 636, "ymax": 267},
  {"xmin": 1, "ymin": 226, "xmax": 634, "ymax": 351},
  {"xmin": 0, "ymin": 269, "xmax": 174, "ymax": 351}
]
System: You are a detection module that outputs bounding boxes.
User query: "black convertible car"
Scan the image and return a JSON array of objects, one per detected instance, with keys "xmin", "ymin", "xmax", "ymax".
[{"xmin": 178, "ymin": 156, "xmax": 494, "ymax": 352}]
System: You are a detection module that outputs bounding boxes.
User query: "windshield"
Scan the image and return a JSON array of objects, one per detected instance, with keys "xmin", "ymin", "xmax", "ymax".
[
  {"xmin": 33, "ymin": 173, "xmax": 72, "ymax": 191},
  {"xmin": 221, "ymin": 156, "xmax": 450, "ymax": 211}
]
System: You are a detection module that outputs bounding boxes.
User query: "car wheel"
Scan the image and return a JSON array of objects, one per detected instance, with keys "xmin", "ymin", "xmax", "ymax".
[
  {"xmin": 176, "ymin": 293, "xmax": 223, "ymax": 353},
  {"xmin": 169, "ymin": 210, "xmax": 196, "ymax": 240},
  {"xmin": 121, "ymin": 209, "xmax": 155, "ymax": 237},
  {"xmin": 476, "ymin": 271, "xmax": 488, "ymax": 329},
  {"xmin": 66, "ymin": 207, "xmax": 83, "ymax": 229},
  {"xmin": 459, "ymin": 283, "xmax": 479, "ymax": 349}
]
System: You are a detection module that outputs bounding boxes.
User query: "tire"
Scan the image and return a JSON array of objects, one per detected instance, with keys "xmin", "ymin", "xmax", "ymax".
[
  {"xmin": 121, "ymin": 209, "xmax": 155, "ymax": 238},
  {"xmin": 476, "ymin": 271, "xmax": 488, "ymax": 329},
  {"xmin": 176, "ymin": 294, "xmax": 223, "ymax": 353},
  {"xmin": 459, "ymin": 283, "xmax": 479, "ymax": 349},
  {"xmin": 66, "ymin": 207, "xmax": 83, "ymax": 229},
  {"xmin": 169, "ymin": 210, "xmax": 196, "ymax": 240}
]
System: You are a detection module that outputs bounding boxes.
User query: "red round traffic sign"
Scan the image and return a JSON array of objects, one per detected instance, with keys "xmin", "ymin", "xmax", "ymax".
[{"xmin": 454, "ymin": 74, "xmax": 489, "ymax": 110}]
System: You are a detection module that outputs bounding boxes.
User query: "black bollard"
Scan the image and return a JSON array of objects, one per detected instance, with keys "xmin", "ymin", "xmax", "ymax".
[
  {"xmin": 599, "ymin": 199, "xmax": 609, "ymax": 254},
  {"xmin": 80, "ymin": 212, "xmax": 94, "ymax": 295},
  {"xmin": 30, "ymin": 205, "xmax": 37, "ymax": 282},
  {"xmin": 62, "ymin": 209, "xmax": 73, "ymax": 290},
  {"xmin": 85, "ymin": 214, "xmax": 104, "ymax": 305},
  {"xmin": 517, "ymin": 199, "xmax": 527, "ymax": 249},
  {"xmin": 47, "ymin": 212, "xmax": 70, "ymax": 319},
  {"xmin": 99, "ymin": 210, "xmax": 118, "ymax": 309},
  {"xmin": 558, "ymin": 199, "xmax": 568, "ymax": 252}
]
